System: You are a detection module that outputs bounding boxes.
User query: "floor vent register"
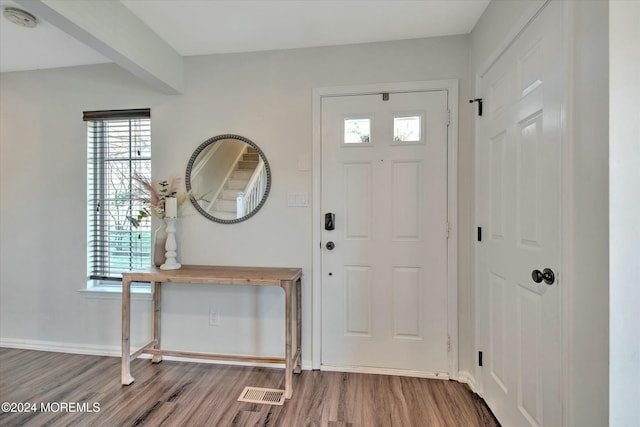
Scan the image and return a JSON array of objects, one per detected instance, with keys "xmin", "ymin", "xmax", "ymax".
[{"xmin": 237, "ymin": 386, "xmax": 285, "ymax": 405}]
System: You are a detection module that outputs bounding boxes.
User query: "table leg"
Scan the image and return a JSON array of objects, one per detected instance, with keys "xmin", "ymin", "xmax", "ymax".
[
  {"xmin": 121, "ymin": 278, "xmax": 135, "ymax": 385},
  {"xmin": 152, "ymin": 281, "xmax": 163, "ymax": 363},
  {"xmin": 294, "ymin": 276, "xmax": 302, "ymax": 374},
  {"xmin": 283, "ymin": 280, "xmax": 293, "ymax": 399}
]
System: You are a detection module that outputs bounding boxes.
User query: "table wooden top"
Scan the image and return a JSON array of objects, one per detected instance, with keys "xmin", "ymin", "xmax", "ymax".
[{"xmin": 122, "ymin": 265, "xmax": 302, "ymax": 286}]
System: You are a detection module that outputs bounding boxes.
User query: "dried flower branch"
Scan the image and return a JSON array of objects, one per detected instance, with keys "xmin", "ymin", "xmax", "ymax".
[{"xmin": 127, "ymin": 174, "xmax": 190, "ymax": 227}]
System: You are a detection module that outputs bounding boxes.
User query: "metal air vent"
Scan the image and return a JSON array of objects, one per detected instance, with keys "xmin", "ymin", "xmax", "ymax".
[{"xmin": 238, "ymin": 386, "xmax": 285, "ymax": 405}]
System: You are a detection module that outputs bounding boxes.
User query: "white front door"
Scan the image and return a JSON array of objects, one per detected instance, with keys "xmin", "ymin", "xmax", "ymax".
[
  {"xmin": 477, "ymin": 1, "xmax": 564, "ymax": 426},
  {"xmin": 320, "ymin": 90, "xmax": 450, "ymax": 375}
]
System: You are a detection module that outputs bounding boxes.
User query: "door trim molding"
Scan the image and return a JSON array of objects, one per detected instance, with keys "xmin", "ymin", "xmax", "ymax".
[{"xmin": 311, "ymin": 80, "xmax": 459, "ymax": 378}]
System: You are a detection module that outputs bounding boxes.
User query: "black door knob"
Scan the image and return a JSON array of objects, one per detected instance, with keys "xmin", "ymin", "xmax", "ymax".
[
  {"xmin": 532, "ymin": 268, "xmax": 556, "ymax": 285},
  {"xmin": 326, "ymin": 241, "xmax": 335, "ymax": 250},
  {"xmin": 532, "ymin": 269, "xmax": 543, "ymax": 283},
  {"xmin": 542, "ymin": 268, "xmax": 555, "ymax": 285}
]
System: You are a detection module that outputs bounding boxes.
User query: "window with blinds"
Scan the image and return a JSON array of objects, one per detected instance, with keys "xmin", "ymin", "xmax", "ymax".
[{"xmin": 85, "ymin": 109, "xmax": 151, "ymax": 281}]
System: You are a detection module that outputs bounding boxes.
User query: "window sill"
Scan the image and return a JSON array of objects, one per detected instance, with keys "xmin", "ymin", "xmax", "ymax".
[{"xmin": 78, "ymin": 280, "xmax": 152, "ymax": 301}]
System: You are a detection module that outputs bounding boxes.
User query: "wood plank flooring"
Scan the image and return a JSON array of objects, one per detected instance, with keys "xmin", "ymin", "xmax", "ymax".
[{"xmin": 0, "ymin": 348, "xmax": 499, "ymax": 427}]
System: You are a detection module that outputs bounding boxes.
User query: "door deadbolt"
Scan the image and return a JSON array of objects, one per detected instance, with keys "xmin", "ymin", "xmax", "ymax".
[{"xmin": 324, "ymin": 213, "xmax": 335, "ymax": 230}]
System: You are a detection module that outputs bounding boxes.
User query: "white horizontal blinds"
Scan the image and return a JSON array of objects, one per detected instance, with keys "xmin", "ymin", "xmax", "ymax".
[{"xmin": 85, "ymin": 109, "xmax": 151, "ymax": 280}]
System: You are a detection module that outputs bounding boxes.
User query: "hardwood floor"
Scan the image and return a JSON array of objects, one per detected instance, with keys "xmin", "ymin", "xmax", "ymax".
[{"xmin": 0, "ymin": 348, "xmax": 499, "ymax": 426}]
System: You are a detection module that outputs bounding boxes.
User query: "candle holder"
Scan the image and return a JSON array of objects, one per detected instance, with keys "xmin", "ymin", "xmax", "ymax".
[{"xmin": 160, "ymin": 217, "xmax": 181, "ymax": 270}]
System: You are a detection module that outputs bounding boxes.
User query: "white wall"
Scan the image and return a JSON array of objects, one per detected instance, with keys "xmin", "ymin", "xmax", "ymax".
[
  {"xmin": 470, "ymin": 1, "xmax": 610, "ymax": 426},
  {"xmin": 0, "ymin": 64, "xmax": 164, "ymax": 351},
  {"xmin": 0, "ymin": 36, "xmax": 473, "ymax": 368},
  {"xmin": 569, "ymin": 2, "xmax": 609, "ymax": 425},
  {"xmin": 610, "ymin": 1, "xmax": 640, "ymax": 425}
]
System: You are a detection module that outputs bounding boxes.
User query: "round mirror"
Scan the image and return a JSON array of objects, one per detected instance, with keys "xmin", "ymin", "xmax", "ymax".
[{"xmin": 186, "ymin": 134, "xmax": 271, "ymax": 223}]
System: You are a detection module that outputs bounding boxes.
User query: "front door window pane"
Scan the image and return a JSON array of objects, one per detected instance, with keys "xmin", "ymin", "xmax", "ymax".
[
  {"xmin": 344, "ymin": 118, "xmax": 371, "ymax": 144},
  {"xmin": 394, "ymin": 115, "xmax": 421, "ymax": 142}
]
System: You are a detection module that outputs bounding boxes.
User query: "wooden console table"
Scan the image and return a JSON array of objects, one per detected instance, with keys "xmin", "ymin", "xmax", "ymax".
[{"xmin": 121, "ymin": 265, "xmax": 302, "ymax": 399}]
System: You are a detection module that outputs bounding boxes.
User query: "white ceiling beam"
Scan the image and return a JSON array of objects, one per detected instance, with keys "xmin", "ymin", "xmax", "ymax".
[{"xmin": 14, "ymin": 0, "xmax": 184, "ymax": 94}]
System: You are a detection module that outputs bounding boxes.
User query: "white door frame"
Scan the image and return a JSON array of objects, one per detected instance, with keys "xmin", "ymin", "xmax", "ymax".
[
  {"xmin": 473, "ymin": 1, "xmax": 570, "ymax": 425},
  {"xmin": 311, "ymin": 80, "xmax": 459, "ymax": 378}
]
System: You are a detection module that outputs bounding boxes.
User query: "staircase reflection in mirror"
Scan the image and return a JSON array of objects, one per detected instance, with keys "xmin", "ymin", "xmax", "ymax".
[{"xmin": 186, "ymin": 134, "xmax": 271, "ymax": 224}]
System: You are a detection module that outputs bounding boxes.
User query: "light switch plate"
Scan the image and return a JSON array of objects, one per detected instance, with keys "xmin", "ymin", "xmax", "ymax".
[{"xmin": 287, "ymin": 191, "xmax": 309, "ymax": 207}]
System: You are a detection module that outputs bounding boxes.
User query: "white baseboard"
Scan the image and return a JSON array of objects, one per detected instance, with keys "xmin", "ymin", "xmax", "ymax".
[
  {"xmin": 1, "ymin": 338, "xmax": 477, "ymax": 392},
  {"xmin": 0, "ymin": 338, "xmax": 313, "ymax": 370},
  {"xmin": 458, "ymin": 370, "xmax": 480, "ymax": 395},
  {"xmin": 321, "ymin": 364, "xmax": 450, "ymax": 380},
  {"xmin": 0, "ymin": 338, "xmax": 121, "ymax": 357}
]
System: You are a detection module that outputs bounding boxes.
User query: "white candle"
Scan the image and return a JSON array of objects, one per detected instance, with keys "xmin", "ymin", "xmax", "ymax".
[{"xmin": 165, "ymin": 197, "xmax": 177, "ymax": 218}]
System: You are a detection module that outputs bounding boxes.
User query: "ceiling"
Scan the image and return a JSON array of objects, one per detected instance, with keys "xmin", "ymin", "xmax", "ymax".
[
  {"xmin": 0, "ymin": 0, "xmax": 489, "ymax": 74},
  {"xmin": 0, "ymin": 0, "xmax": 110, "ymax": 72}
]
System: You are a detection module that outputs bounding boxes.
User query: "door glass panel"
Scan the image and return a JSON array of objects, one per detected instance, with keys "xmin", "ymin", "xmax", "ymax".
[
  {"xmin": 393, "ymin": 115, "xmax": 421, "ymax": 142},
  {"xmin": 344, "ymin": 118, "xmax": 371, "ymax": 144}
]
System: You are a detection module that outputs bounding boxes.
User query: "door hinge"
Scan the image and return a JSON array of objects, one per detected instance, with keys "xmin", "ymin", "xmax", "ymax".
[
  {"xmin": 446, "ymin": 222, "xmax": 451, "ymax": 239},
  {"xmin": 447, "ymin": 335, "xmax": 451, "ymax": 352},
  {"xmin": 446, "ymin": 110, "xmax": 451, "ymax": 127},
  {"xmin": 382, "ymin": 92, "xmax": 390, "ymax": 101},
  {"xmin": 469, "ymin": 98, "xmax": 483, "ymax": 116},
  {"xmin": 478, "ymin": 351, "xmax": 483, "ymax": 367}
]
